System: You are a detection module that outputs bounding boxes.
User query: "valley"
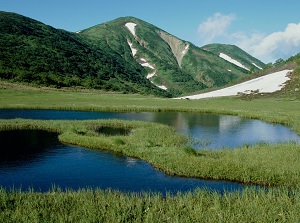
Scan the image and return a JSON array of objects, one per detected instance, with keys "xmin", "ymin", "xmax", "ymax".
[{"xmin": 0, "ymin": 9, "xmax": 300, "ymax": 222}]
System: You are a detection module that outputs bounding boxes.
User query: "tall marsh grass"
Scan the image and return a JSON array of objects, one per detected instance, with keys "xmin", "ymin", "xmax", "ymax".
[
  {"xmin": 1, "ymin": 81, "xmax": 300, "ymax": 221},
  {"xmin": 1, "ymin": 187, "xmax": 300, "ymax": 222},
  {"xmin": 1, "ymin": 118, "xmax": 300, "ymax": 187}
]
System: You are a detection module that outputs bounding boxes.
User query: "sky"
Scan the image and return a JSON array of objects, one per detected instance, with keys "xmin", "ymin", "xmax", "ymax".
[{"xmin": 2, "ymin": 0, "xmax": 300, "ymax": 63}]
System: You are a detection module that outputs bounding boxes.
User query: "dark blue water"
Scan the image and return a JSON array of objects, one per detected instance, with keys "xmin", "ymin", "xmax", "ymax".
[
  {"xmin": 0, "ymin": 129, "xmax": 243, "ymax": 194},
  {"xmin": 0, "ymin": 109, "xmax": 299, "ymax": 194}
]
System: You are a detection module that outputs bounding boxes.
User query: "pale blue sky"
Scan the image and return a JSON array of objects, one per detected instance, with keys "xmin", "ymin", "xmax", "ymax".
[{"xmin": 2, "ymin": 0, "xmax": 300, "ymax": 63}]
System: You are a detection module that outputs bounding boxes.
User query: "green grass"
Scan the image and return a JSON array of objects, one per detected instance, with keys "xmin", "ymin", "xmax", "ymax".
[
  {"xmin": 0, "ymin": 118, "xmax": 299, "ymax": 188},
  {"xmin": 0, "ymin": 81, "xmax": 300, "ymax": 187},
  {"xmin": 1, "ymin": 187, "xmax": 300, "ymax": 222},
  {"xmin": 1, "ymin": 80, "xmax": 299, "ymax": 134},
  {"xmin": 1, "ymin": 80, "xmax": 300, "ymax": 221}
]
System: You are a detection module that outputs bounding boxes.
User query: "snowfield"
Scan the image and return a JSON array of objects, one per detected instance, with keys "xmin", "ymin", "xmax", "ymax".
[
  {"xmin": 219, "ymin": 53, "xmax": 249, "ymax": 71},
  {"xmin": 177, "ymin": 69, "xmax": 292, "ymax": 99},
  {"xmin": 125, "ymin": 22, "xmax": 137, "ymax": 36}
]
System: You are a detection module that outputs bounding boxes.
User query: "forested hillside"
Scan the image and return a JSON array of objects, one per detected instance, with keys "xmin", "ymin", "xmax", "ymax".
[{"xmin": 0, "ymin": 12, "xmax": 170, "ymax": 97}]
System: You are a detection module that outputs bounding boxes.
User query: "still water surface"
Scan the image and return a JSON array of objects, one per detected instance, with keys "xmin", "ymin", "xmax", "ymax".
[
  {"xmin": 1, "ymin": 109, "xmax": 299, "ymax": 149},
  {"xmin": 0, "ymin": 129, "xmax": 244, "ymax": 194},
  {"xmin": 0, "ymin": 109, "xmax": 299, "ymax": 194}
]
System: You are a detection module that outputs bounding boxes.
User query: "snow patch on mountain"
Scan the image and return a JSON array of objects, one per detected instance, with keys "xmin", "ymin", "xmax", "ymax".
[
  {"xmin": 141, "ymin": 58, "xmax": 167, "ymax": 90},
  {"xmin": 252, "ymin": 62, "xmax": 263, "ymax": 70},
  {"xmin": 140, "ymin": 58, "xmax": 155, "ymax": 69},
  {"xmin": 125, "ymin": 22, "xmax": 137, "ymax": 36},
  {"xmin": 156, "ymin": 84, "xmax": 168, "ymax": 90},
  {"xmin": 219, "ymin": 53, "xmax": 249, "ymax": 71},
  {"xmin": 146, "ymin": 71, "xmax": 156, "ymax": 79},
  {"xmin": 126, "ymin": 40, "xmax": 167, "ymax": 90},
  {"xmin": 127, "ymin": 40, "xmax": 137, "ymax": 56},
  {"xmin": 125, "ymin": 22, "xmax": 168, "ymax": 90},
  {"xmin": 177, "ymin": 69, "xmax": 292, "ymax": 99},
  {"xmin": 141, "ymin": 59, "xmax": 167, "ymax": 90},
  {"xmin": 142, "ymin": 63, "xmax": 154, "ymax": 69}
]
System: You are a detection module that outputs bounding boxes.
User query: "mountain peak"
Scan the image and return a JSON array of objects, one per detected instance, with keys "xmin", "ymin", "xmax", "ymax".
[{"xmin": 0, "ymin": 11, "xmax": 266, "ymax": 97}]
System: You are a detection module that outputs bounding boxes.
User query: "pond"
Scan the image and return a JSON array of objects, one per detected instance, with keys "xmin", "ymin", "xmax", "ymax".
[
  {"xmin": 0, "ymin": 109, "xmax": 299, "ymax": 194},
  {"xmin": 0, "ymin": 109, "xmax": 299, "ymax": 149},
  {"xmin": 0, "ymin": 129, "xmax": 244, "ymax": 194}
]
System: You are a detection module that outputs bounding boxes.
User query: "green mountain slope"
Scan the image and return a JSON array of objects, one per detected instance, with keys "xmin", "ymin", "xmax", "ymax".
[
  {"xmin": 0, "ymin": 12, "xmax": 266, "ymax": 97},
  {"xmin": 81, "ymin": 16, "xmax": 265, "ymax": 94},
  {"xmin": 80, "ymin": 16, "xmax": 206, "ymax": 96},
  {"xmin": 201, "ymin": 44, "xmax": 265, "ymax": 71},
  {"xmin": 181, "ymin": 44, "xmax": 251, "ymax": 88},
  {"xmin": 0, "ymin": 12, "xmax": 170, "ymax": 97}
]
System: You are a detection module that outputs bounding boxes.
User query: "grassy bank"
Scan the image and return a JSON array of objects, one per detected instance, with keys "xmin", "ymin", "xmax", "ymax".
[
  {"xmin": 1, "ymin": 118, "xmax": 300, "ymax": 188},
  {"xmin": 1, "ymin": 80, "xmax": 300, "ymax": 135},
  {"xmin": 0, "ymin": 82, "xmax": 300, "ymax": 186},
  {"xmin": 1, "ymin": 81, "xmax": 300, "ymax": 221},
  {"xmin": 1, "ymin": 187, "xmax": 300, "ymax": 223}
]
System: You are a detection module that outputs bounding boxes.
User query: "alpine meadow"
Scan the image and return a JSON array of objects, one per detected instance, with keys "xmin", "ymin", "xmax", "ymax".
[{"xmin": 1, "ymin": 10, "xmax": 300, "ymax": 223}]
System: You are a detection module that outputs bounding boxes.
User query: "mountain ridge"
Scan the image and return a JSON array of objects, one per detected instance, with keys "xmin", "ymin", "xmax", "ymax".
[
  {"xmin": 80, "ymin": 16, "xmax": 264, "ymax": 93},
  {"xmin": 0, "ymin": 11, "xmax": 266, "ymax": 97},
  {"xmin": 201, "ymin": 44, "xmax": 264, "ymax": 71}
]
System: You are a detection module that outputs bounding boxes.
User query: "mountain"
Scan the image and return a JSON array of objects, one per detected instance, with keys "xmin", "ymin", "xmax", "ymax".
[
  {"xmin": 0, "ymin": 11, "xmax": 266, "ymax": 97},
  {"xmin": 0, "ymin": 11, "xmax": 169, "ymax": 97},
  {"xmin": 80, "ymin": 16, "xmax": 265, "ymax": 94},
  {"xmin": 201, "ymin": 44, "xmax": 265, "ymax": 71}
]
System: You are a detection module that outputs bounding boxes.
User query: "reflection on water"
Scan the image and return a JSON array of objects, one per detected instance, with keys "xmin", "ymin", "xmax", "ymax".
[
  {"xmin": 96, "ymin": 126, "xmax": 131, "ymax": 136},
  {"xmin": 0, "ymin": 109, "xmax": 299, "ymax": 149},
  {"xmin": 0, "ymin": 109, "xmax": 299, "ymax": 193},
  {"xmin": 0, "ymin": 130, "xmax": 244, "ymax": 194},
  {"xmin": 0, "ymin": 129, "xmax": 60, "ymax": 167},
  {"xmin": 147, "ymin": 112, "xmax": 300, "ymax": 149}
]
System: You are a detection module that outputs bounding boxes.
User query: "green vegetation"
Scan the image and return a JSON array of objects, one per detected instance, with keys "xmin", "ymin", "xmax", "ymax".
[
  {"xmin": 0, "ymin": 118, "xmax": 185, "ymax": 155},
  {"xmin": 0, "ymin": 11, "xmax": 169, "ymax": 97},
  {"xmin": 1, "ymin": 71, "xmax": 299, "ymax": 221},
  {"xmin": 0, "ymin": 11, "xmax": 265, "ymax": 97},
  {"xmin": 182, "ymin": 44, "xmax": 250, "ymax": 88},
  {"xmin": 201, "ymin": 43, "xmax": 265, "ymax": 71},
  {"xmin": 0, "ymin": 83, "xmax": 300, "ymax": 221},
  {"xmin": 2, "ymin": 187, "xmax": 300, "ymax": 223},
  {"xmin": 1, "ymin": 80, "xmax": 299, "ymax": 133},
  {"xmin": 0, "ymin": 116, "xmax": 299, "ymax": 188},
  {"xmin": 0, "ymin": 11, "xmax": 300, "ymax": 220}
]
